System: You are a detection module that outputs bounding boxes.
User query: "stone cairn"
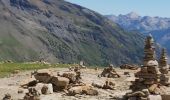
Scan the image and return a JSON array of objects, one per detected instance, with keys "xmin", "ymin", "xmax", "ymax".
[
  {"xmin": 126, "ymin": 35, "xmax": 170, "ymax": 100},
  {"xmin": 159, "ymin": 48, "xmax": 169, "ymax": 74},
  {"xmin": 101, "ymin": 64, "xmax": 120, "ymax": 78},
  {"xmin": 159, "ymin": 48, "xmax": 170, "ymax": 86},
  {"xmin": 24, "ymin": 88, "xmax": 40, "ymax": 100}
]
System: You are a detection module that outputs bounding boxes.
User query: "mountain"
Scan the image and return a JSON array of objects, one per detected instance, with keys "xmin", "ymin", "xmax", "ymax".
[
  {"xmin": 0, "ymin": 0, "xmax": 144, "ymax": 66},
  {"xmin": 106, "ymin": 12, "xmax": 170, "ymax": 33},
  {"xmin": 106, "ymin": 12, "xmax": 170, "ymax": 56}
]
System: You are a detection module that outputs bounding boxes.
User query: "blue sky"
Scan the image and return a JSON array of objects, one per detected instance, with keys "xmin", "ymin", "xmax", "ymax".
[{"xmin": 65, "ymin": 0, "xmax": 169, "ymax": 17}]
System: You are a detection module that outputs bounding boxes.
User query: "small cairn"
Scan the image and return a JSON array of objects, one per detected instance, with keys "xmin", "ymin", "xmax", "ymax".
[
  {"xmin": 101, "ymin": 64, "xmax": 120, "ymax": 78},
  {"xmin": 159, "ymin": 48, "xmax": 170, "ymax": 86},
  {"xmin": 24, "ymin": 88, "xmax": 40, "ymax": 100},
  {"xmin": 79, "ymin": 61, "xmax": 87, "ymax": 69}
]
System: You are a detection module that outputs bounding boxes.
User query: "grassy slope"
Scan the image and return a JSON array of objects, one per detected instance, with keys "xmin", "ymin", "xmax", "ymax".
[{"xmin": 0, "ymin": 62, "xmax": 70, "ymax": 77}]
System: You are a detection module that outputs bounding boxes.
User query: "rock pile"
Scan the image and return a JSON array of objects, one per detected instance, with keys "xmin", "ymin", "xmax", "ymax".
[
  {"xmin": 24, "ymin": 88, "xmax": 40, "ymax": 100},
  {"xmin": 126, "ymin": 35, "xmax": 170, "ymax": 99},
  {"xmin": 159, "ymin": 48, "xmax": 169, "ymax": 73},
  {"xmin": 92, "ymin": 80, "xmax": 115, "ymax": 90},
  {"xmin": 159, "ymin": 49, "xmax": 170, "ymax": 86},
  {"xmin": 120, "ymin": 64, "xmax": 139, "ymax": 70},
  {"xmin": 101, "ymin": 64, "xmax": 120, "ymax": 78},
  {"xmin": 126, "ymin": 89, "xmax": 150, "ymax": 100},
  {"xmin": 21, "ymin": 68, "xmax": 98, "ymax": 99},
  {"xmin": 51, "ymin": 76, "xmax": 69, "ymax": 91},
  {"xmin": 34, "ymin": 69, "xmax": 52, "ymax": 83}
]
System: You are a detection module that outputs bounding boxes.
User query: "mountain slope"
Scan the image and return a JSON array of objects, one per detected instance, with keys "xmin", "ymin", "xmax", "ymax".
[
  {"xmin": 0, "ymin": 0, "xmax": 144, "ymax": 65},
  {"xmin": 106, "ymin": 12, "xmax": 170, "ymax": 56}
]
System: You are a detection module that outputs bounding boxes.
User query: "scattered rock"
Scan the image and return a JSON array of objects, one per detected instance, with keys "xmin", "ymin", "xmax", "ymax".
[
  {"xmin": 124, "ymin": 72, "xmax": 130, "ymax": 77},
  {"xmin": 3, "ymin": 93, "xmax": 12, "ymax": 100},
  {"xmin": 41, "ymin": 84, "xmax": 53, "ymax": 95},
  {"xmin": 102, "ymin": 80, "xmax": 115, "ymax": 90},
  {"xmin": 34, "ymin": 69, "xmax": 52, "ymax": 83},
  {"xmin": 82, "ymin": 88, "xmax": 98, "ymax": 96},
  {"xmin": 101, "ymin": 64, "xmax": 120, "ymax": 78},
  {"xmin": 24, "ymin": 88, "xmax": 40, "ymax": 100},
  {"xmin": 68, "ymin": 85, "xmax": 98, "ymax": 96},
  {"xmin": 51, "ymin": 76, "xmax": 69, "ymax": 91},
  {"xmin": 21, "ymin": 80, "xmax": 39, "ymax": 88},
  {"xmin": 61, "ymin": 72, "xmax": 76, "ymax": 83},
  {"xmin": 92, "ymin": 82, "xmax": 103, "ymax": 88},
  {"xmin": 148, "ymin": 95, "xmax": 162, "ymax": 100},
  {"xmin": 120, "ymin": 64, "xmax": 139, "ymax": 70},
  {"xmin": 94, "ymin": 67, "xmax": 98, "ymax": 71},
  {"xmin": 18, "ymin": 88, "xmax": 24, "ymax": 94}
]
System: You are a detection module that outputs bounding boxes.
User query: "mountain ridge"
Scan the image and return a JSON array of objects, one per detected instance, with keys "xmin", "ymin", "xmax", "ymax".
[{"xmin": 0, "ymin": 0, "xmax": 144, "ymax": 66}]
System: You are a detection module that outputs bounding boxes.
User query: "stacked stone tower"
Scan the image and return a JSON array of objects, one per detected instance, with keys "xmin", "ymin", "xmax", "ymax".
[
  {"xmin": 159, "ymin": 48, "xmax": 170, "ymax": 85},
  {"xmin": 159, "ymin": 49, "xmax": 168, "ymax": 67},
  {"xmin": 143, "ymin": 34, "xmax": 156, "ymax": 66},
  {"xmin": 135, "ymin": 35, "xmax": 161, "ymax": 87},
  {"xmin": 126, "ymin": 35, "xmax": 170, "ymax": 99}
]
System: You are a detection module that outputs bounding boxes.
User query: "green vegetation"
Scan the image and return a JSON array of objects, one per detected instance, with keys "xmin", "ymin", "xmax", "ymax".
[
  {"xmin": 0, "ymin": 62, "xmax": 70, "ymax": 77},
  {"xmin": 0, "ymin": 0, "xmax": 144, "ymax": 66}
]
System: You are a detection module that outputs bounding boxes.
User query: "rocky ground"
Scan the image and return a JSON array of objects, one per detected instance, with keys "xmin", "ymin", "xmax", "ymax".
[{"xmin": 0, "ymin": 68, "xmax": 168, "ymax": 100}]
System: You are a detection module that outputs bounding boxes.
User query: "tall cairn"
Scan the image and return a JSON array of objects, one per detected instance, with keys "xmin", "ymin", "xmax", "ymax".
[
  {"xmin": 159, "ymin": 48, "xmax": 169, "ymax": 85},
  {"xmin": 126, "ymin": 35, "xmax": 170, "ymax": 99},
  {"xmin": 143, "ymin": 34, "xmax": 156, "ymax": 66},
  {"xmin": 159, "ymin": 48, "xmax": 168, "ymax": 68}
]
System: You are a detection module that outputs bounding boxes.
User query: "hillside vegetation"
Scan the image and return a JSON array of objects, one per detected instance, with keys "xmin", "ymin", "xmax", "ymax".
[{"xmin": 0, "ymin": 0, "xmax": 144, "ymax": 65}]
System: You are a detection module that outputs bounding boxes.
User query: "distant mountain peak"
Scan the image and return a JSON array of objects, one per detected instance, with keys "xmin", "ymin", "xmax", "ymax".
[{"xmin": 126, "ymin": 12, "xmax": 140, "ymax": 19}]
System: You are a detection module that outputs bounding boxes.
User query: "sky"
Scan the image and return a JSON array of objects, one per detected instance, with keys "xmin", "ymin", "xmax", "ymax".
[{"xmin": 65, "ymin": 0, "xmax": 170, "ymax": 17}]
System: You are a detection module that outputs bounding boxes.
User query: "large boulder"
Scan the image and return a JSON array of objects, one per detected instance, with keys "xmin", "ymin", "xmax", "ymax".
[
  {"xmin": 68, "ymin": 85, "xmax": 98, "ymax": 96},
  {"xmin": 34, "ymin": 69, "xmax": 52, "ymax": 83},
  {"xmin": 148, "ymin": 95, "xmax": 162, "ymax": 100},
  {"xmin": 68, "ymin": 86, "xmax": 83, "ymax": 96},
  {"xmin": 50, "ymin": 76, "xmax": 69, "ymax": 91},
  {"xmin": 82, "ymin": 88, "xmax": 98, "ymax": 96},
  {"xmin": 61, "ymin": 72, "xmax": 76, "ymax": 83},
  {"xmin": 161, "ymin": 95, "xmax": 170, "ymax": 100},
  {"xmin": 21, "ymin": 80, "xmax": 38, "ymax": 88},
  {"xmin": 126, "ymin": 89, "xmax": 150, "ymax": 100},
  {"xmin": 36, "ymin": 83, "xmax": 53, "ymax": 95},
  {"xmin": 41, "ymin": 84, "xmax": 53, "ymax": 95}
]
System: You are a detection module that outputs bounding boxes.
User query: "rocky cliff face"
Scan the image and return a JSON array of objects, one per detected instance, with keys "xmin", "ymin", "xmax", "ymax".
[{"xmin": 0, "ymin": 0, "xmax": 144, "ymax": 65}]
